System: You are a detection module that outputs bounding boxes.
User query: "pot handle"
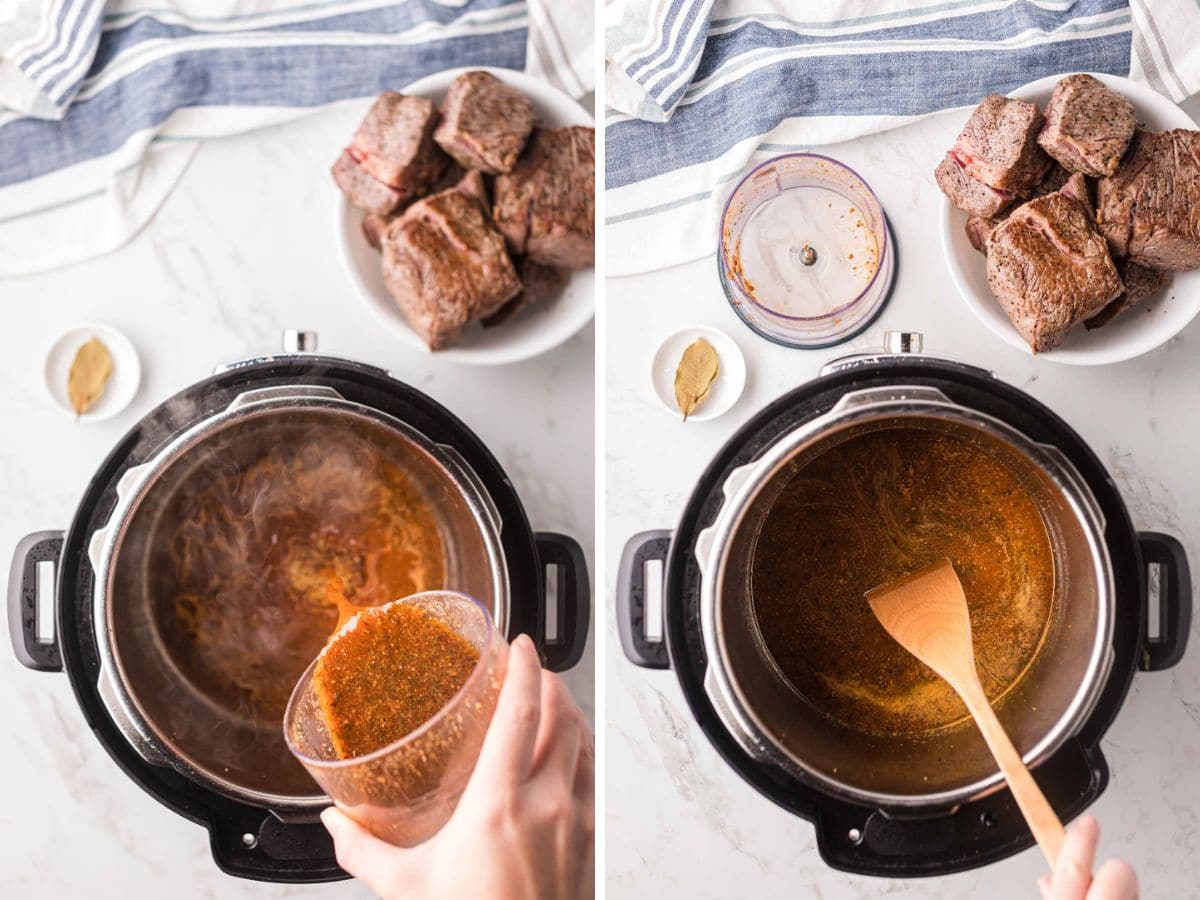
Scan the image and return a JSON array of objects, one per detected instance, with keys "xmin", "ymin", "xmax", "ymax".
[
  {"xmin": 208, "ymin": 811, "xmax": 343, "ymax": 881},
  {"xmin": 616, "ymin": 530, "xmax": 672, "ymax": 669},
  {"xmin": 1138, "ymin": 532, "xmax": 1192, "ymax": 671},
  {"xmin": 7, "ymin": 531, "xmax": 65, "ymax": 673},
  {"xmin": 534, "ymin": 533, "xmax": 590, "ymax": 672},
  {"xmin": 225, "ymin": 384, "xmax": 345, "ymax": 412},
  {"xmin": 815, "ymin": 739, "xmax": 1107, "ymax": 876}
]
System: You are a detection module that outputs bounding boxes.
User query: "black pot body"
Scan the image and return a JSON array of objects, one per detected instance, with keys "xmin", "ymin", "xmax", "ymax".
[
  {"xmin": 9, "ymin": 354, "xmax": 590, "ymax": 882},
  {"xmin": 617, "ymin": 355, "xmax": 1190, "ymax": 877}
]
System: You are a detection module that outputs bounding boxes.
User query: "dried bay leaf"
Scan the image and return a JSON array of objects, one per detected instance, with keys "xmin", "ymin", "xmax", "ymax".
[
  {"xmin": 674, "ymin": 338, "xmax": 719, "ymax": 421},
  {"xmin": 67, "ymin": 337, "xmax": 113, "ymax": 416}
]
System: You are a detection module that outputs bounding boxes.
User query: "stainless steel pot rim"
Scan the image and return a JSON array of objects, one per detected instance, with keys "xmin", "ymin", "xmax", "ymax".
[
  {"xmin": 695, "ymin": 384, "xmax": 1115, "ymax": 810},
  {"xmin": 87, "ymin": 384, "xmax": 510, "ymax": 811}
]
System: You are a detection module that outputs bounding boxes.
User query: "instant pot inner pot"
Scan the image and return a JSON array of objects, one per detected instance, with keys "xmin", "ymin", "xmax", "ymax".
[
  {"xmin": 107, "ymin": 407, "xmax": 498, "ymax": 799},
  {"xmin": 718, "ymin": 415, "xmax": 1102, "ymax": 801}
]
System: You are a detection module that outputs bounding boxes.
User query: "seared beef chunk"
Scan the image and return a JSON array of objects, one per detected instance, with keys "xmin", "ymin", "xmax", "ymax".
[
  {"xmin": 963, "ymin": 164, "xmax": 1076, "ymax": 254},
  {"xmin": 361, "ymin": 212, "xmax": 397, "ymax": 250},
  {"xmin": 332, "ymin": 151, "xmax": 406, "ymax": 215},
  {"xmin": 494, "ymin": 126, "xmax": 595, "ymax": 268},
  {"xmin": 429, "ymin": 160, "xmax": 467, "ymax": 193},
  {"xmin": 381, "ymin": 187, "xmax": 521, "ymax": 350},
  {"xmin": 1096, "ymin": 129, "xmax": 1200, "ymax": 270},
  {"xmin": 455, "ymin": 169, "xmax": 489, "ymax": 206},
  {"xmin": 1038, "ymin": 74, "xmax": 1136, "ymax": 178},
  {"xmin": 1059, "ymin": 172, "xmax": 1094, "ymax": 218},
  {"xmin": 965, "ymin": 215, "xmax": 998, "ymax": 253},
  {"xmin": 435, "ymin": 71, "xmax": 535, "ymax": 174},
  {"xmin": 350, "ymin": 92, "xmax": 447, "ymax": 194},
  {"xmin": 954, "ymin": 94, "xmax": 1051, "ymax": 193},
  {"xmin": 1086, "ymin": 259, "xmax": 1170, "ymax": 330},
  {"xmin": 1036, "ymin": 162, "xmax": 1073, "ymax": 197},
  {"xmin": 937, "ymin": 151, "xmax": 1015, "ymax": 217},
  {"xmin": 483, "ymin": 258, "xmax": 567, "ymax": 327},
  {"xmin": 986, "ymin": 192, "xmax": 1123, "ymax": 352}
]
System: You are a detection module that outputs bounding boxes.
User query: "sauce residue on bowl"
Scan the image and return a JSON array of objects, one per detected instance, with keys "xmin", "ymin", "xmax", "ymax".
[{"xmin": 751, "ymin": 426, "xmax": 1055, "ymax": 736}]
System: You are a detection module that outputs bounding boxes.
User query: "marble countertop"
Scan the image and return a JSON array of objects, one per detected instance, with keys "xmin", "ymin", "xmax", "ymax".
[
  {"xmin": 0, "ymin": 106, "xmax": 593, "ymax": 898},
  {"xmin": 605, "ymin": 97, "xmax": 1200, "ymax": 899}
]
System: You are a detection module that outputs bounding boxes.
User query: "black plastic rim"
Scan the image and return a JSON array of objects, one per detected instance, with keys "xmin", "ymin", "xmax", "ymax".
[
  {"xmin": 661, "ymin": 356, "xmax": 1145, "ymax": 877},
  {"xmin": 53, "ymin": 355, "xmax": 547, "ymax": 883}
]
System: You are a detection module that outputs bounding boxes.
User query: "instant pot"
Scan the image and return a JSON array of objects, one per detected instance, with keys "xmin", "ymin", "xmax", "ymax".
[
  {"xmin": 8, "ymin": 333, "xmax": 590, "ymax": 882},
  {"xmin": 617, "ymin": 334, "xmax": 1190, "ymax": 877}
]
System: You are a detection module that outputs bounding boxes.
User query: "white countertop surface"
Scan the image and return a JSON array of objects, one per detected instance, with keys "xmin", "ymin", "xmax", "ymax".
[
  {"xmin": 0, "ymin": 105, "xmax": 594, "ymax": 898},
  {"xmin": 605, "ymin": 97, "xmax": 1200, "ymax": 899}
]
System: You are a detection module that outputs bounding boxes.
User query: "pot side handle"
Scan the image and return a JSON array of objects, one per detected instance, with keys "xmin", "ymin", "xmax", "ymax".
[
  {"xmin": 534, "ymin": 533, "xmax": 590, "ymax": 673},
  {"xmin": 7, "ymin": 531, "xmax": 65, "ymax": 673},
  {"xmin": 815, "ymin": 739, "xmax": 1107, "ymax": 877},
  {"xmin": 208, "ymin": 811, "xmax": 343, "ymax": 882},
  {"xmin": 1138, "ymin": 532, "xmax": 1192, "ymax": 671},
  {"xmin": 616, "ymin": 530, "xmax": 672, "ymax": 670}
]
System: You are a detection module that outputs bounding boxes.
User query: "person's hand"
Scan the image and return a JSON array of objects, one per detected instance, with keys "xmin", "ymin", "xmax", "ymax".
[
  {"xmin": 1038, "ymin": 816, "xmax": 1137, "ymax": 899},
  {"xmin": 322, "ymin": 633, "xmax": 594, "ymax": 900}
]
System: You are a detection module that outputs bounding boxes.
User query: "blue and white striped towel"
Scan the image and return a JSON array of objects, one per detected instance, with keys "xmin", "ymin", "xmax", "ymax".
[
  {"xmin": 0, "ymin": 0, "xmax": 593, "ymax": 277},
  {"xmin": 605, "ymin": 0, "xmax": 1200, "ymax": 276}
]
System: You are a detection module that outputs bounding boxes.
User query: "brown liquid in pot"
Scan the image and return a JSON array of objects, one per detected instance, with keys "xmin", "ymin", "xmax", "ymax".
[
  {"xmin": 751, "ymin": 427, "xmax": 1055, "ymax": 736},
  {"xmin": 155, "ymin": 431, "xmax": 446, "ymax": 725}
]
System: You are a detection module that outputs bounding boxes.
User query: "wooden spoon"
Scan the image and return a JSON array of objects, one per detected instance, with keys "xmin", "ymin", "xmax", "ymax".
[{"xmin": 866, "ymin": 558, "xmax": 1065, "ymax": 867}]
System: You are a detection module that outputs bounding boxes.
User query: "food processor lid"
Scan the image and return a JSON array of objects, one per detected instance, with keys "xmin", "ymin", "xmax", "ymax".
[{"xmin": 718, "ymin": 153, "xmax": 896, "ymax": 349}]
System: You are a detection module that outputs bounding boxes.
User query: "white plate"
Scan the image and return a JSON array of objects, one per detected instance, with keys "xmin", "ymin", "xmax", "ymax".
[
  {"xmin": 651, "ymin": 326, "xmax": 747, "ymax": 422},
  {"xmin": 335, "ymin": 66, "xmax": 594, "ymax": 366},
  {"xmin": 44, "ymin": 324, "xmax": 141, "ymax": 421},
  {"xmin": 939, "ymin": 72, "xmax": 1200, "ymax": 365}
]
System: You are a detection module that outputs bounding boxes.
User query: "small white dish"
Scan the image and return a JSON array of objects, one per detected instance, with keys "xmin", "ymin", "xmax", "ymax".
[
  {"xmin": 939, "ymin": 72, "xmax": 1200, "ymax": 366},
  {"xmin": 335, "ymin": 66, "xmax": 595, "ymax": 367},
  {"xmin": 651, "ymin": 326, "xmax": 747, "ymax": 422},
  {"xmin": 44, "ymin": 324, "xmax": 141, "ymax": 421}
]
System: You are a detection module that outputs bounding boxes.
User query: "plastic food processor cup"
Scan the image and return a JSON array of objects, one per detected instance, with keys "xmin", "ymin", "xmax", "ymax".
[
  {"xmin": 718, "ymin": 153, "xmax": 895, "ymax": 349},
  {"xmin": 283, "ymin": 591, "xmax": 507, "ymax": 846}
]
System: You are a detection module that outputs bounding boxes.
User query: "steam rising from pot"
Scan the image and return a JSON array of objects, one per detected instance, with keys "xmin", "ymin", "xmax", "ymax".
[{"xmin": 108, "ymin": 409, "xmax": 449, "ymax": 792}]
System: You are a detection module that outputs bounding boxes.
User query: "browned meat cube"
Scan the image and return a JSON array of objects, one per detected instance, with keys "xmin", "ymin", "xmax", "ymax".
[
  {"xmin": 1096, "ymin": 129, "xmax": 1200, "ymax": 271},
  {"xmin": 361, "ymin": 212, "xmax": 398, "ymax": 251},
  {"xmin": 429, "ymin": 160, "xmax": 466, "ymax": 193},
  {"xmin": 350, "ymin": 92, "xmax": 447, "ymax": 193},
  {"xmin": 483, "ymin": 258, "xmax": 567, "ymax": 327},
  {"xmin": 965, "ymin": 215, "xmax": 999, "ymax": 253},
  {"xmin": 494, "ymin": 126, "xmax": 595, "ymax": 268},
  {"xmin": 434, "ymin": 71, "xmax": 535, "ymax": 174},
  {"xmin": 1038, "ymin": 74, "xmax": 1135, "ymax": 178},
  {"xmin": 1086, "ymin": 260, "xmax": 1170, "ymax": 330},
  {"xmin": 455, "ymin": 169, "xmax": 490, "ymax": 206},
  {"xmin": 963, "ymin": 165, "xmax": 1077, "ymax": 255},
  {"xmin": 332, "ymin": 151, "xmax": 406, "ymax": 215},
  {"xmin": 936, "ymin": 151, "xmax": 1015, "ymax": 218},
  {"xmin": 987, "ymin": 192, "xmax": 1123, "ymax": 352},
  {"xmin": 953, "ymin": 94, "xmax": 1052, "ymax": 194},
  {"xmin": 1036, "ymin": 163, "xmax": 1073, "ymax": 197},
  {"xmin": 1059, "ymin": 172, "xmax": 1094, "ymax": 218},
  {"xmin": 381, "ymin": 188, "xmax": 520, "ymax": 350}
]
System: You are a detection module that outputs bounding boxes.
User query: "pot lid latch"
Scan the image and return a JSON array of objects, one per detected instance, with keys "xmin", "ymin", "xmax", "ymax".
[
  {"xmin": 282, "ymin": 330, "xmax": 318, "ymax": 353},
  {"xmin": 820, "ymin": 331, "xmax": 925, "ymax": 376}
]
